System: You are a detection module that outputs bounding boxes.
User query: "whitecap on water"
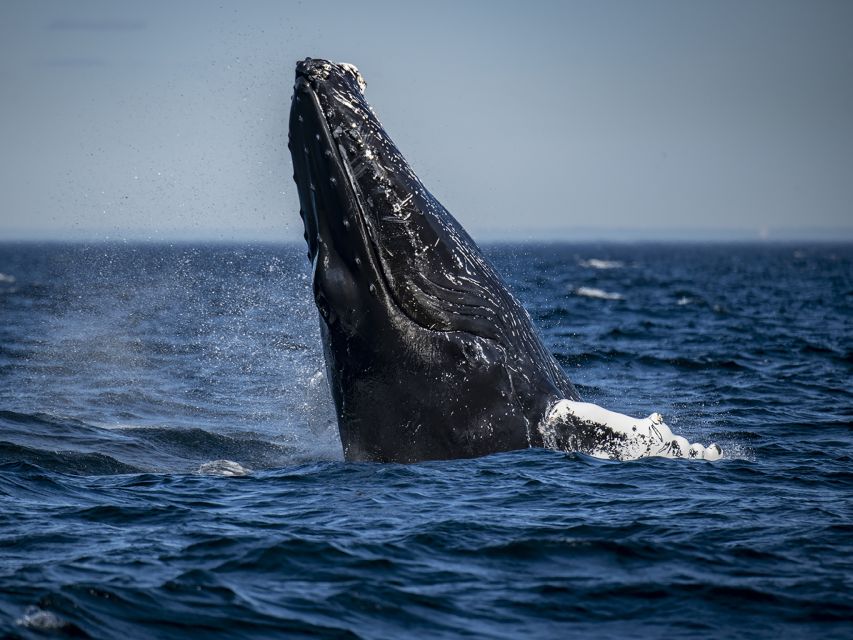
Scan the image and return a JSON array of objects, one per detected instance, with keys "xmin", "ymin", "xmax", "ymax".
[
  {"xmin": 575, "ymin": 287, "xmax": 624, "ymax": 301},
  {"xmin": 197, "ymin": 459, "xmax": 251, "ymax": 476},
  {"xmin": 578, "ymin": 258, "xmax": 623, "ymax": 270},
  {"xmin": 16, "ymin": 607, "xmax": 67, "ymax": 631}
]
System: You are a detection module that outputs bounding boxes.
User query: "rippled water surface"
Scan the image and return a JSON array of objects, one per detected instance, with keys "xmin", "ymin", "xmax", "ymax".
[{"xmin": 1, "ymin": 243, "xmax": 851, "ymax": 638}]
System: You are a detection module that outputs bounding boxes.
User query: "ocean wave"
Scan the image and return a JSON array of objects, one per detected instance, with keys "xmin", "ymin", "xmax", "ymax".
[
  {"xmin": 554, "ymin": 349, "xmax": 751, "ymax": 372},
  {"xmin": 111, "ymin": 426, "xmax": 298, "ymax": 468},
  {"xmin": 2, "ymin": 444, "xmax": 852, "ymax": 638},
  {"xmin": 0, "ymin": 410, "xmax": 305, "ymax": 475},
  {"xmin": 0, "ymin": 441, "xmax": 142, "ymax": 475}
]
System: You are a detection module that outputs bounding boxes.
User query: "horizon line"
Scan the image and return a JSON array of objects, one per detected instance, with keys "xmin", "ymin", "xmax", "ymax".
[{"xmin": 2, "ymin": 225, "xmax": 852, "ymax": 244}]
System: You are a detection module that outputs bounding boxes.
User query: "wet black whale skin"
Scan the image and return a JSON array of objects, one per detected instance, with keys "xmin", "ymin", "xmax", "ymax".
[{"xmin": 288, "ymin": 58, "xmax": 581, "ymax": 462}]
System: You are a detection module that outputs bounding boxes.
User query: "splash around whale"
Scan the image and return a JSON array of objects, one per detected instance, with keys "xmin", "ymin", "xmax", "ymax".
[{"xmin": 287, "ymin": 57, "xmax": 721, "ymax": 463}]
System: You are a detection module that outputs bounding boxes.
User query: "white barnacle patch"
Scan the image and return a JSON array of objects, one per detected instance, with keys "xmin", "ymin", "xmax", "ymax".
[
  {"xmin": 338, "ymin": 62, "xmax": 367, "ymax": 93},
  {"xmin": 542, "ymin": 400, "xmax": 722, "ymax": 461},
  {"xmin": 315, "ymin": 62, "xmax": 332, "ymax": 79}
]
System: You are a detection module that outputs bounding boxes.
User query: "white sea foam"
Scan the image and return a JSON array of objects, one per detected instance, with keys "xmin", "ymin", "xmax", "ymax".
[
  {"xmin": 0, "ymin": 273, "xmax": 16, "ymax": 283},
  {"xmin": 676, "ymin": 297, "xmax": 692, "ymax": 306},
  {"xmin": 16, "ymin": 607, "xmax": 67, "ymax": 631},
  {"xmin": 338, "ymin": 62, "xmax": 367, "ymax": 93},
  {"xmin": 197, "ymin": 459, "xmax": 251, "ymax": 476},
  {"xmin": 575, "ymin": 287, "xmax": 624, "ymax": 301},
  {"xmin": 542, "ymin": 400, "xmax": 722, "ymax": 461},
  {"xmin": 579, "ymin": 258, "xmax": 623, "ymax": 270}
]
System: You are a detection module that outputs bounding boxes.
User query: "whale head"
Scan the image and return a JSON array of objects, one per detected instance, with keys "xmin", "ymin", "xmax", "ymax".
[{"xmin": 288, "ymin": 58, "xmax": 577, "ymax": 461}]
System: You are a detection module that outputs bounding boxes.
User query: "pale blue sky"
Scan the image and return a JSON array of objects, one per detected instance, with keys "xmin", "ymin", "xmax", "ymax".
[{"xmin": 1, "ymin": 0, "xmax": 851, "ymax": 241}]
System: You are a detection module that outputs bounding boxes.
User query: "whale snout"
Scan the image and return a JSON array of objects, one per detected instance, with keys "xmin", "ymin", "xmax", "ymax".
[
  {"xmin": 295, "ymin": 57, "xmax": 330, "ymax": 81},
  {"xmin": 295, "ymin": 57, "xmax": 366, "ymax": 94}
]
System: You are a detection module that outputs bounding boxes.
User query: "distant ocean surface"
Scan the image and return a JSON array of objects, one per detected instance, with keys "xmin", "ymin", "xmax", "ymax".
[{"xmin": 0, "ymin": 242, "xmax": 850, "ymax": 639}]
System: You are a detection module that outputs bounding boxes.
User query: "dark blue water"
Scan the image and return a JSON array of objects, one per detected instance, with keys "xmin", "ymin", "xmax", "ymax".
[{"xmin": 1, "ymin": 242, "xmax": 850, "ymax": 639}]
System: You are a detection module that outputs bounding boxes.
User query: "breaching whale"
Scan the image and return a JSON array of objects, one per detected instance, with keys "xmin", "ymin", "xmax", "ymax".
[{"xmin": 288, "ymin": 58, "xmax": 721, "ymax": 463}]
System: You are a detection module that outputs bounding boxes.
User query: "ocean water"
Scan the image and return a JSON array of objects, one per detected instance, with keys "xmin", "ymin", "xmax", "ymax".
[{"xmin": 0, "ymin": 242, "xmax": 850, "ymax": 639}]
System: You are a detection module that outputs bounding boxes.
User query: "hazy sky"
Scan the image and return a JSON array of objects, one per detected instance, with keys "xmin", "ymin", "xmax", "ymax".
[{"xmin": 1, "ymin": 0, "xmax": 851, "ymax": 241}]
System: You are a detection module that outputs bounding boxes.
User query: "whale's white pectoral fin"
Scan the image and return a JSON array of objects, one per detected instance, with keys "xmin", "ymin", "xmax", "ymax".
[{"xmin": 541, "ymin": 400, "xmax": 722, "ymax": 461}]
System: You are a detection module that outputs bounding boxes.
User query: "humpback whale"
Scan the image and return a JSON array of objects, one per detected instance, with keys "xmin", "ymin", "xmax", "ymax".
[{"xmin": 288, "ymin": 58, "xmax": 721, "ymax": 463}]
